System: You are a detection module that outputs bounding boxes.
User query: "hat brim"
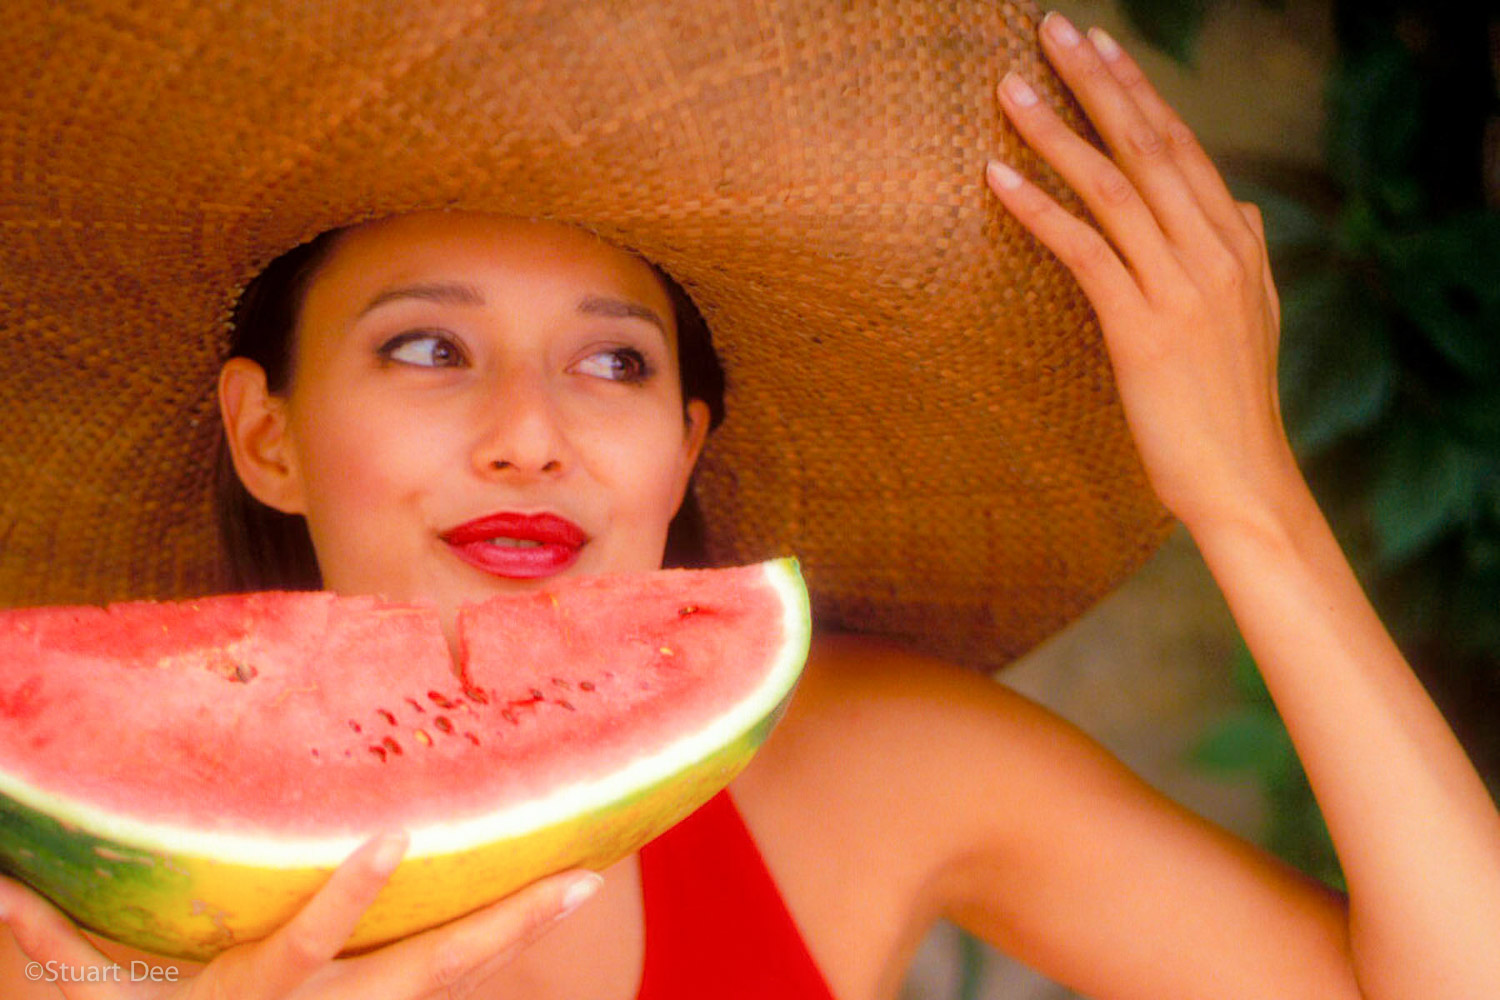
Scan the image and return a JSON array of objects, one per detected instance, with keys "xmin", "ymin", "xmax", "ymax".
[{"xmin": 0, "ymin": 0, "xmax": 1172, "ymax": 669}]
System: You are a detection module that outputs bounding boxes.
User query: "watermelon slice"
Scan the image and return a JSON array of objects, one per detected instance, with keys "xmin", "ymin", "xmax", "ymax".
[{"xmin": 0, "ymin": 559, "xmax": 809, "ymax": 960}]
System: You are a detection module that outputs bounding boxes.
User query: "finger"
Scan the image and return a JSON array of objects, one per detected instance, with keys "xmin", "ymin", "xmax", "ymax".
[
  {"xmin": 1035, "ymin": 12, "xmax": 1226, "ymax": 260},
  {"xmin": 1239, "ymin": 201, "xmax": 1282, "ymax": 333},
  {"xmin": 1085, "ymin": 25, "xmax": 1256, "ymax": 248},
  {"xmin": 220, "ymin": 831, "xmax": 409, "ymax": 999},
  {"xmin": 996, "ymin": 69, "xmax": 1184, "ymax": 298},
  {"xmin": 0, "ymin": 877, "xmax": 127, "ymax": 1000},
  {"xmin": 331, "ymin": 868, "xmax": 602, "ymax": 999},
  {"xmin": 985, "ymin": 158, "xmax": 1144, "ymax": 317}
]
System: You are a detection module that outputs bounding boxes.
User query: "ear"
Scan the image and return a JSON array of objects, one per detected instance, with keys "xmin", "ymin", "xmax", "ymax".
[
  {"xmin": 675, "ymin": 398, "xmax": 713, "ymax": 498},
  {"xmin": 218, "ymin": 358, "xmax": 307, "ymax": 515}
]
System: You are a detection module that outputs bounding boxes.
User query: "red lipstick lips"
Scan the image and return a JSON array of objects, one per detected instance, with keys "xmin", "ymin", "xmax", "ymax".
[{"xmin": 441, "ymin": 512, "xmax": 588, "ymax": 579}]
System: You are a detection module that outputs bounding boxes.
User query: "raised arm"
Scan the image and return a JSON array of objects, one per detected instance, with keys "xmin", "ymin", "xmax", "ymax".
[{"xmin": 983, "ymin": 12, "xmax": 1500, "ymax": 999}]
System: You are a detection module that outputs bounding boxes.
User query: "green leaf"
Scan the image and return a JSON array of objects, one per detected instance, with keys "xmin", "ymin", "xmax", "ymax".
[
  {"xmin": 1438, "ymin": 390, "xmax": 1500, "ymax": 453},
  {"xmin": 1369, "ymin": 421, "xmax": 1479, "ymax": 566},
  {"xmin": 1191, "ymin": 706, "xmax": 1294, "ymax": 773},
  {"xmin": 1118, "ymin": 0, "xmax": 1208, "ymax": 64},
  {"xmin": 1229, "ymin": 641, "xmax": 1272, "ymax": 702},
  {"xmin": 1452, "ymin": 571, "xmax": 1500, "ymax": 653},
  {"xmin": 1326, "ymin": 41, "xmax": 1424, "ymax": 211},
  {"xmin": 1380, "ymin": 212, "xmax": 1500, "ymax": 380},
  {"xmin": 1277, "ymin": 270, "xmax": 1396, "ymax": 455}
]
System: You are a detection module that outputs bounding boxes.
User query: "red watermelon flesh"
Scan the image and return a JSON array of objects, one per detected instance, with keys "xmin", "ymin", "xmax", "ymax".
[{"xmin": 0, "ymin": 559, "xmax": 810, "ymax": 958}]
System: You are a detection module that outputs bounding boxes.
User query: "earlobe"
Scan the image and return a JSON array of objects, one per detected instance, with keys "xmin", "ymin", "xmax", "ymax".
[{"xmin": 218, "ymin": 358, "xmax": 306, "ymax": 515}]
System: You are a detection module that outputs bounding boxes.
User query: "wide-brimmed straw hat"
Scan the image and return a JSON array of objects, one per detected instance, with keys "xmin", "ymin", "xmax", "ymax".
[{"xmin": 0, "ymin": 0, "xmax": 1173, "ymax": 671}]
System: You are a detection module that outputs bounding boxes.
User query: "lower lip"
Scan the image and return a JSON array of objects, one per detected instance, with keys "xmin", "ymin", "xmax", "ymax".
[
  {"xmin": 442, "ymin": 513, "xmax": 588, "ymax": 581},
  {"xmin": 445, "ymin": 539, "xmax": 583, "ymax": 580}
]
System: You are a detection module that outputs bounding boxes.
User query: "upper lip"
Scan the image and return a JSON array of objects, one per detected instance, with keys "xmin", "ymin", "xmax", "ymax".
[{"xmin": 440, "ymin": 511, "xmax": 589, "ymax": 548}]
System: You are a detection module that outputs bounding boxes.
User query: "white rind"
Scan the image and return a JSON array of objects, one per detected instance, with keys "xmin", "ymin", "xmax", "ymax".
[{"xmin": 0, "ymin": 560, "xmax": 812, "ymax": 868}]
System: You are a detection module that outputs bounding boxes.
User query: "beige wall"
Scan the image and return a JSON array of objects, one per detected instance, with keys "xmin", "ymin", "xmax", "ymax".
[{"xmin": 1055, "ymin": 0, "xmax": 1334, "ymax": 165}]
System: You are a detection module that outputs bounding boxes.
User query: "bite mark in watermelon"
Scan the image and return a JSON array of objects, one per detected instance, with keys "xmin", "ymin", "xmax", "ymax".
[{"xmin": 0, "ymin": 559, "xmax": 810, "ymax": 960}]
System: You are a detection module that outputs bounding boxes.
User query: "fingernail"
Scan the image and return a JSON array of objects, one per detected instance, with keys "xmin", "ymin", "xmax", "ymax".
[
  {"xmin": 557, "ymin": 874, "xmax": 602, "ymax": 919},
  {"xmin": 986, "ymin": 160, "xmax": 1023, "ymax": 191},
  {"xmin": 1089, "ymin": 27, "xmax": 1122, "ymax": 61},
  {"xmin": 1044, "ymin": 12, "xmax": 1082, "ymax": 47},
  {"xmin": 370, "ymin": 832, "xmax": 408, "ymax": 876},
  {"xmin": 1001, "ymin": 72, "xmax": 1038, "ymax": 108}
]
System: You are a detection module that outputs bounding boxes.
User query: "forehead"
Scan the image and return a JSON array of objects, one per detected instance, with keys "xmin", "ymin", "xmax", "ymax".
[{"xmin": 303, "ymin": 211, "xmax": 674, "ymax": 324}]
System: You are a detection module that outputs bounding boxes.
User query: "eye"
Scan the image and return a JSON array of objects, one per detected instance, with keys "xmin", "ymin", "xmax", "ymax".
[
  {"xmin": 572, "ymin": 347, "xmax": 652, "ymax": 383},
  {"xmin": 378, "ymin": 331, "xmax": 467, "ymax": 369}
]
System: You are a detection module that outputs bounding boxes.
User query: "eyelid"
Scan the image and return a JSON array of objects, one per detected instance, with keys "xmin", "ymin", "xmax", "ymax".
[
  {"xmin": 572, "ymin": 344, "xmax": 653, "ymax": 382},
  {"xmin": 378, "ymin": 329, "xmax": 469, "ymax": 367}
]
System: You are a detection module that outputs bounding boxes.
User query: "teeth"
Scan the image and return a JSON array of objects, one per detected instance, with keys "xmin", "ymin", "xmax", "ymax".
[{"xmin": 486, "ymin": 538, "xmax": 545, "ymax": 548}]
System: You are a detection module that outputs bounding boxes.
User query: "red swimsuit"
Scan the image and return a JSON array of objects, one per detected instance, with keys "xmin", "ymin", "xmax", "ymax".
[{"xmin": 636, "ymin": 790, "xmax": 838, "ymax": 999}]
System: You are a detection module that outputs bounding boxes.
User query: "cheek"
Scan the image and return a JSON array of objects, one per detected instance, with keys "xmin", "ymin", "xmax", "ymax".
[
  {"xmin": 287, "ymin": 392, "xmax": 444, "ymax": 545},
  {"xmin": 574, "ymin": 405, "xmax": 696, "ymax": 517}
]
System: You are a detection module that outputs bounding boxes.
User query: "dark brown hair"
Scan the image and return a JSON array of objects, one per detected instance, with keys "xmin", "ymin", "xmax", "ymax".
[{"xmin": 213, "ymin": 225, "xmax": 726, "ymax": 591}]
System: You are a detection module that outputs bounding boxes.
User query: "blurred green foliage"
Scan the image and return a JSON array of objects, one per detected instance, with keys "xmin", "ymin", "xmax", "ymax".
[
  {"xmin": 1116, "ymin": 0, "xmax": 1282, "ymax": 63},
  {"xmin": 1191, "ymin": 0, "xmax": 1500, "ymax": 889}
]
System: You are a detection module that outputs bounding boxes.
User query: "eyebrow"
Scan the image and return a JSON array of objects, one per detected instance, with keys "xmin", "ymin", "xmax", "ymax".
[
  {"xmin": 357, "ymin": 281, "xmax": 485, "ymax": 317},
  {"xmin": 355, "ymin": 283, "xmax": 668, "ymax": 335},
  {"xmin": 577, "ymin": 295, "xmax": 668, "ymax": 335}
]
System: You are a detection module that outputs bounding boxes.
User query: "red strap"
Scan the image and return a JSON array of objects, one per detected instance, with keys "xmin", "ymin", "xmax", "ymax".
[{"xmin": 636, "ymin": 790, "xmax": 837, "ymax": 999}]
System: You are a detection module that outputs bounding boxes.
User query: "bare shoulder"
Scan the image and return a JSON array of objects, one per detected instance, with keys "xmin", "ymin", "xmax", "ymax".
[
  {"xmin": 741, "ymin": 631, "xmax": 1359, "ymax": 1000},
  {"xmin": 737, "ymin": 630, "xmax": 1101, "ymax": 911},
  {"xmin": 755, "ymin": 630, "xmax": 1083, "ymax": 793},
  {"xmin": 746, "ymin": 632, "xmax": 1129, "ymax": 863}
]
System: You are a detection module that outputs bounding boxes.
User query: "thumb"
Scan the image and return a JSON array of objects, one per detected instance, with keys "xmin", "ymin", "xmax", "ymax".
[{"xmin": 204, "ymin": 830, "xmax": 409, "ymax": 999}]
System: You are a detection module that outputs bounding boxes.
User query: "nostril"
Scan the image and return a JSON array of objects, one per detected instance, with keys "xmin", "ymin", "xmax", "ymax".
[{"xmin": 487, "ymin": 458, "xmax": 562, "ymax": 473}]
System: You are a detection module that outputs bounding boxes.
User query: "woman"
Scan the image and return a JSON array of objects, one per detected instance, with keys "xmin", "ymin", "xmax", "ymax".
[{"xmin": 1, "ymin": 3, "xmax": 1497, "ymax": 999}]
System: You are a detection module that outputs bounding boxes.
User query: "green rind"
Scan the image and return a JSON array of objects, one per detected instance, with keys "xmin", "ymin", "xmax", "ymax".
[{"xmin": 0, "ymin": 559, "xmax": 812, "ymax": 960}]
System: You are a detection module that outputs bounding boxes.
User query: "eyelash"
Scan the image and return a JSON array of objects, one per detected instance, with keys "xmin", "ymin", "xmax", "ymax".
[
  {"xmin": 375, "ymin": 332, "xmax": 654, "ymax": 384},
  {"xmin": 377, "ymin": 331, "xmax": 467, "ymax": 368},
  {"xmin": 578, "ymin": 347, "xmax": 653, "ymax": 384}
]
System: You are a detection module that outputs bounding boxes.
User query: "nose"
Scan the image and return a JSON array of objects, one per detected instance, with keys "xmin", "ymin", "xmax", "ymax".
[{"xmin": 470, "ymin": 366, "xmax": 572, "ymax": 478}]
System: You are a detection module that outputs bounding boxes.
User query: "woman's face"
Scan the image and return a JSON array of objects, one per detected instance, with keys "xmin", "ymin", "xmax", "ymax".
[{"xmin": 226, "ymin": 212, "xmax": 710, "ymax": 620}]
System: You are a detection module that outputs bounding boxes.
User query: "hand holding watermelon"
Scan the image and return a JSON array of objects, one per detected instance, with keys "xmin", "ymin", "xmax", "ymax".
[{"xmin": 1, "ymin": 838, "xmax": 601, "ymax": 999}]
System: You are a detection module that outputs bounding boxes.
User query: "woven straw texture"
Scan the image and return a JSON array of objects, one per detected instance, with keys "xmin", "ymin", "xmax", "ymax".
[{"xmin": 0, "ymin": 0, "xmax": 1173, "ymax": 671}]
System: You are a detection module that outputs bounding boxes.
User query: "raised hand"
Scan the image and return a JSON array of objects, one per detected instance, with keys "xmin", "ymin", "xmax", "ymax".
[
  {"xmin": 0, "ymin": 832, "xmax": 601, "ymax": 999},
  {"xmin": 986, "ymin": 11, "xmax": 1301, "ymax": 535},
  {"xmin": 988, "ymin": 17, "xmax": 1500, "ymax": 1000}
]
